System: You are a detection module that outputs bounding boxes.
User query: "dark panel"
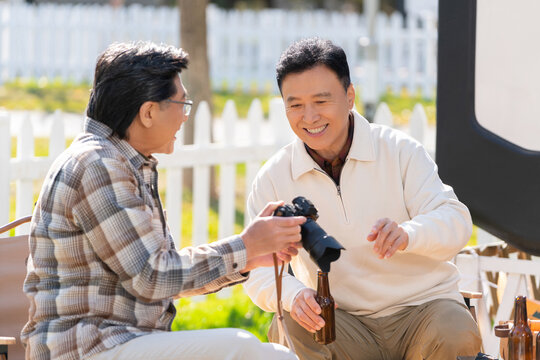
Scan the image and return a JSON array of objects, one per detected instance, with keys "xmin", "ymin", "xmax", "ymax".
[{"xmin": 436, "ymin": 0, "xmax": 540, "ymax": 255}]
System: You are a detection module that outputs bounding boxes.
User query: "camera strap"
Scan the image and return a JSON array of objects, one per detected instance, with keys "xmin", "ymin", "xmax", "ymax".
[{"xmin": 273, "ymin": 253, "xmax": 296, "ymax": 354}]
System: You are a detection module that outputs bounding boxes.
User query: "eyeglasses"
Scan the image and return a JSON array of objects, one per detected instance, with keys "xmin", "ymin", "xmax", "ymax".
[{"xmin": 165, "ymin": 99, "xmax": 193, "ymax": 116}]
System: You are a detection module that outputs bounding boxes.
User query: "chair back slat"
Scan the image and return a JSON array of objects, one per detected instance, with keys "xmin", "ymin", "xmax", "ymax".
[{"xmin": 0, "ymin": 234, "xmax": 30, "ymax": 360}]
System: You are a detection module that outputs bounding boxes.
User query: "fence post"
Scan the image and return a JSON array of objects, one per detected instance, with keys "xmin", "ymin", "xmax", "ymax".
[
  {"xmin": 49, "ymin": 110, "xmax": 66, "ymax": 159},
  {"xmin": 409, "ymin": 103, "xmax": 428, "ymax": 143},
  {"xmin": 215, "ymin": 100, "xmax": 238, "ymax": 299},
  {"xmin": 0, "ymin": 4, "xmax": 9, "ymax": 83},
  {"xmin": 269, "ymin": 97, "xmax": 294, "ymax": 150},
  {"xmin": 218, "ymin": 100, "xmax": 237, "ymax": 239},
  {"xmin": 390, "ymin": 13, "xmax": 403, "ymax": 93},
  {"xmin": 423, "ymin": 11, "xmax": 437, "ymax": 97},
  {"xmin": 243, "ymin": 98, "xmax": 263, "ymax": 227},
  {"xmin": 373, "ymin": 102, "xmax": 393, "ymax": 127},
  {"xmin": 15, "ymin": 113, "xmax": 34, "ymax": 235},
  {"xmin": 0, "ymin": 111, "xmax": 10, "ymax": 230},
  {"xmin": 165, "ymin": 127, "xmax": 184, "ymax": 250},
  {"xmin": 192, "ymin": 101, "xmax": 211, "ymax": 247},
  {"xmin": 406, "ymin": 13, "xmax": 417, "ymax": 94}
]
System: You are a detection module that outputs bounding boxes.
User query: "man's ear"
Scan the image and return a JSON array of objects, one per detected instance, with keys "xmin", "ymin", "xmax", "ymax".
[
  {"xmin": 138, "ymin": 101, "xmax": 157, "ymax": 128},
  {"xmin": 346, "ymin": 84, "xmax": 355, "ymax": 109}
]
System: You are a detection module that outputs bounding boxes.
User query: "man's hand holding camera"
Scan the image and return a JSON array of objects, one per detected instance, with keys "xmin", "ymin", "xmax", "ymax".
[
  {"xmin": 367, "ymin": 218, "xmax": 409, "ymax": 259},
  {"xmin": 240, "ymin": 201, "xmax": 305, "ymax": 272}
]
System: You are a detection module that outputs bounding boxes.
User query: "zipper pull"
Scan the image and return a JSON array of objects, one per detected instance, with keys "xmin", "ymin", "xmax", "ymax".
[{"xmin": 336, "ymin": 185, "xmax": 341, "ymax": 196}]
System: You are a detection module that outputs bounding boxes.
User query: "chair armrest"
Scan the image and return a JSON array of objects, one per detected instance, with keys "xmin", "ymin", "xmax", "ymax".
[
  {"xmin": 0, "ymin": 216, "xmax": 32, "ymax": 234},
  {"xmin": 460, "ymin": 290, "xmax": 482, "ymax": 299},
  {"xmin": 0, "ymin": 337, "xmax": 16, "ymax": 345}
]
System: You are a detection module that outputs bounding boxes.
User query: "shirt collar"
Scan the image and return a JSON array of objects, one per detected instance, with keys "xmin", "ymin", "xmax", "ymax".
[
  {"xmin": 84, "ymin": 117, "xmax": 156, "ymax": 171},
  {"xmin": 304, "ymin": 113, "xmax": 354, "ymax": 166},
  {"xmin": 291, "ymin": 109, "xmax": 375, "ymax": 180}
]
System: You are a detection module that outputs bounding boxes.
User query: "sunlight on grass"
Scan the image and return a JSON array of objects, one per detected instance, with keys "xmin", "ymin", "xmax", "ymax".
[
  {"xmin": 172, "ymin": 285, "xmax": 273, "ymax": 342},
  {"xmin": 0, "ymin": 78, "xmax": 91, "ymax": 114},
  {"xmin": 1, "ymin": 80, "xmax": 436, "ymax": 125},
  {"xmin": 1, "ymin": 79, "xmax": 278, "ymax": 119},
  {"xmin": 380, "ymin": 88, "xmax": 436, "ymax": 126}
]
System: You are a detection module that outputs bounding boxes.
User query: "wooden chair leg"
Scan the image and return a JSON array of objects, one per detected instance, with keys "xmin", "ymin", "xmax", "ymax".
[
  {"xmin": 0, "ymin": 344, "xmax": 8, "ymax": 360},
  {"xmin": 0, "ymin": 337, "xmax": 16, "ymax": 360}
]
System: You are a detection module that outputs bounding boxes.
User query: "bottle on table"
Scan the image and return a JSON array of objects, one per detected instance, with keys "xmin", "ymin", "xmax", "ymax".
[
  {"xmin": 536, "ymin": 331, "xmax": 540, "ymax": 360},
  {"xmin": 314, "ymin": 270, "xmax": 335, "ymax": 345},
  {"xmin": 508, "ymin": 295, "xmax": 533, "ymax": 360}
]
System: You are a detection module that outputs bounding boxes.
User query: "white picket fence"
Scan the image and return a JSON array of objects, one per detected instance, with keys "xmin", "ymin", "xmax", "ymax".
[
  {"xmin": 0, "ymin": 3, "xmax": 438, "ymax": 97},
  {"xmin": 0, "ymin": 99, "xmax": 432, "ymax": 244}
]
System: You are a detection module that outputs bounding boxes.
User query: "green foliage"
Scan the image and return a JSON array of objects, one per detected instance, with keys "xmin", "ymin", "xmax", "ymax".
[
  {"xmin": 213, "ymin": 89, "xmax": 275, "ymax": 118},
  {"xmin": 0, "ymin": 79, "xmax": 437, "ymax": 126},
  {"xmin": 0, "ymin": 79, "xmax": 277, "ymax": 118},
  {"xmin": 171, "ymin": 286, "xmax": 273, "ymax": 342},
  {"xmin": 0, "ymin": 78, "xmax": 91, "ymax": 114},
  {"xmin": 379, "ymin": 89, "xmax": 436, "ymax": 125}
]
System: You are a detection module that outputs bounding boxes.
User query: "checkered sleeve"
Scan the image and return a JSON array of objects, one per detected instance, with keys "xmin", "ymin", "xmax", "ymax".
[{"xmin": 72, "ymin": 157, "xmax": 248, "ymax": 302}]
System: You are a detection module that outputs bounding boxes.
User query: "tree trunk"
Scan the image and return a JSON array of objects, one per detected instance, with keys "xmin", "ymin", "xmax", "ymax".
[{"xmin": 178, "ymin": 0, "xmax": 216, "ymax": 197}]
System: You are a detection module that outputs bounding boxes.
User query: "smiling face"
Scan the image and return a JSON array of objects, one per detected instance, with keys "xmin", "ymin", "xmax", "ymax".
[{"xmin": 281, "ymin": 65, "xmax": 355, "ymax": 160}]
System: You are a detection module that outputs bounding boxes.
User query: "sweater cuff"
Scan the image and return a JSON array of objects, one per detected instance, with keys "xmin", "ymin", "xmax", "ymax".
[
  {"xmin": 212, "ymin": 235, "xmax": 248, "ymax": 275},
  {"xmin": 282, "ymin": 280, "xmax": 308, "ymax": 313},
  {"xmin": 401, "ymin": 220, "xmax": 418, "ymax": 254}
]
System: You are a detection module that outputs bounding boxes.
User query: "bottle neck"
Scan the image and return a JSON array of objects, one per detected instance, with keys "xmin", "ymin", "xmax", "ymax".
[
  {"xmin": 514, "ymin": 296, "xmax": 528, "ymax": 325},
  {"xmin": 317, "ymin": 271, "xmax": 331, "ymax": 297}
]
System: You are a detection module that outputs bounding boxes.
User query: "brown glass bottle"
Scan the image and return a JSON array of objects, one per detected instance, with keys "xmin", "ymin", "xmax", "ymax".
[
  {"xmin": 314, "ymin": 270, "xmax": 335, "ymax": 345},
  {"xmin": 536, "ymin": 331, "xmax": 539, "ymax": 360},
  {"xmin": 508, "ymin": 295, "xmax": 533, "ymax": 360}
]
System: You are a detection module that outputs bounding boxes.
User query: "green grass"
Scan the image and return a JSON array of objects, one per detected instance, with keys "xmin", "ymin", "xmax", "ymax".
[
  {"xmin": 0, "ymin": 79, "xmax": 435, "ymax": 124},
  {"xmin": 172, "ymin": 286, "xmax": 273, "ymax": 341},
  {"xmin": 0, "ymin": 79, "xmax": 278, "ymax": 118},
  {"xmin": 380, "ymin": 88, "xmax": 436, "ymax": 126},
  {"xmin": 213, "ymin": 89, "xmax": 275, "ymax": 118},
  {"xmin": 0, "ymin": 78, "xmax": 91, "ymax": 114}
]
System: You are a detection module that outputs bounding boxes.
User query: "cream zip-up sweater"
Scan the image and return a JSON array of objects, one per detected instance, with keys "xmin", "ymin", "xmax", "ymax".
[{"xmin": 243, "ymin": 111, "xmax": 472, "ymax": 318}]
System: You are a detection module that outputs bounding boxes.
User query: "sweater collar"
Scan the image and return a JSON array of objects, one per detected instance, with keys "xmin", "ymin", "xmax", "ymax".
[{"xmin": 291, "ymin": 110, "xmax": 375, "ymax": 180}]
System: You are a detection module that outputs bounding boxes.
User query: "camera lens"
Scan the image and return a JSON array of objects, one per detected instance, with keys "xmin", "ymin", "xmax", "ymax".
[{"xmin": 301, "ymin": 219, "xmax": 344, "ymax": 272}]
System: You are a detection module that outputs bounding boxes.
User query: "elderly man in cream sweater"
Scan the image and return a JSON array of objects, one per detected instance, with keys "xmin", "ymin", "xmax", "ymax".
[{"xmin": 243, "ymin": 38, "xmax": 482, "ymax": 360}]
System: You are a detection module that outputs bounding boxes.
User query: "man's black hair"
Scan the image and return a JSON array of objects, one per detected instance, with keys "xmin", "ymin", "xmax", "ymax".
[
  {"xmin": 87, "ymin": 41, "xmax": 188, "ymax": 139},
  {"xmin": 276, "ymin": 38, "xmax": 351, "ymax": 93}
]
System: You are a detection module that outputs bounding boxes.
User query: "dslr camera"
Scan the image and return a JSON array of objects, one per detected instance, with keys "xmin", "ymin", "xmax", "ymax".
[{"xmin": 274, "ymin": 196, "xmax": 345, "ymax": 272}]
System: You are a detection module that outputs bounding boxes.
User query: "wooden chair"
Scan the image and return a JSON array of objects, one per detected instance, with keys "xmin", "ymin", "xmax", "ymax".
[
  {"xmin": 455, "ymin": 241, "xmax": 540, "ymax": 355},
  {"xmin": 460, "ymin": 290, "xmax": 483, "ymax": 323},
  {"xmin": 0, "ymin": 216, "xmax": 32, "ymax": 360}
]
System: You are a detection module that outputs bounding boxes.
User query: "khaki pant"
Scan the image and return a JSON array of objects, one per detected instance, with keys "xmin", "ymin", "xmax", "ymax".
[
  {"xmin": 88, "ymin": 328, "xmax": 298, "ymax": 360},
  {"xmin": 268, "ymin": 299, "xmax": 481, "ymax": 360}
]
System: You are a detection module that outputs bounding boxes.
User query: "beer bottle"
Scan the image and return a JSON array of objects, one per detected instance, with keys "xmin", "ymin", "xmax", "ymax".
[
  {"xmin": 314, "ymin": 270, "xmax": 335, "ymax": 345},
  {"xmin": 508, "ymin": 295, "xmax": 533, "ymax": 360},
  {"xmin": 536, "ymin": 331, "xmax": 540, "ymax": 360}
]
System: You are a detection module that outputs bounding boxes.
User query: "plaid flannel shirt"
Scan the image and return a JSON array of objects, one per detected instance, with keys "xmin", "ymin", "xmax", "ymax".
[{"xmin": 21, "ymin": 118, "xmax": 248, "ymax": 360}]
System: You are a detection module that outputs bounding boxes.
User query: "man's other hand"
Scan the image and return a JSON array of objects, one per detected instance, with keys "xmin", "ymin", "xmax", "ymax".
[
  {"xmin": 240, "ymin": 201, "xmax": 305, "ymax": 272},
  {"xmin": 290, "ymin": 288, "xmax": 326, "ymax": 333},
  {"xmin": 367, "ymin": 218, "xmax": 409, "ymax": 259}
]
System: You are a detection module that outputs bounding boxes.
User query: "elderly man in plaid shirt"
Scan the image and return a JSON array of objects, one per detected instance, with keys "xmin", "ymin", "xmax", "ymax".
[{"xmin": 21, "ymin": 42, "xmax": 304, "ymax": 360}]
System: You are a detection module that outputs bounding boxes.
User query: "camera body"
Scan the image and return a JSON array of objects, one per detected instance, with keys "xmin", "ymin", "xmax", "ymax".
[{"xmin": 274, "ymin": 197, "xmax": 345, "ymax": 272}]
